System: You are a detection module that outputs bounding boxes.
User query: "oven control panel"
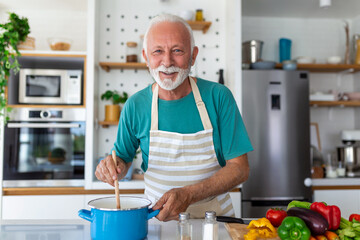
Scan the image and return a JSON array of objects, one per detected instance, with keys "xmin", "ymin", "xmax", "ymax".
[{"xmin": 29, "ymin": 110, "xmax": 63, "ymax": 119}]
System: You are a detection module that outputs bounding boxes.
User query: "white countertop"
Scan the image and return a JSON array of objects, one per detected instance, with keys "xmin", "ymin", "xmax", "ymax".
[
  {"xmin": 311, "ymin": 177, "xmax": 360, "ymax": 186},
  {"xmin": 0, "ymin": 218, "xmax": 232, "ymax": 240}
]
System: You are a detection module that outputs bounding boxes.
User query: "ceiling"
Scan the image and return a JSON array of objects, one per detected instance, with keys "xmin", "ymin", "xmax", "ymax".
[{"xmin": 242, "ymin": 0, "xmax": 360, "ymax": 19}]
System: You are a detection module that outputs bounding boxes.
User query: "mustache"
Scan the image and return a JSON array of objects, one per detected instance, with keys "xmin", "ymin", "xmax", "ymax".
[{"xmin": 154, "ymin": 65, "xmax": 182, "ymax": 74}]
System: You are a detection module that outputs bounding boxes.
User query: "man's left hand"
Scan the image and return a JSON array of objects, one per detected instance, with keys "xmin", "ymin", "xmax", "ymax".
[{"xmin": 152, "ymin": 188, "xmax": 193, "ymax": 222}]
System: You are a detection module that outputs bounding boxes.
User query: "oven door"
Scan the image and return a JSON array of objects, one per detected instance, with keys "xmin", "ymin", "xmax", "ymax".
[{"xmin": 3, "ymin": 121, "xmax": 85, "ymax": 186}]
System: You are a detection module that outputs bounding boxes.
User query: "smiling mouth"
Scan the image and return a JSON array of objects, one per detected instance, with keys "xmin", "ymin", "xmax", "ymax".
[{"xmin": 160, "ymin": 71, "xmax": 177, "ymax": 76}]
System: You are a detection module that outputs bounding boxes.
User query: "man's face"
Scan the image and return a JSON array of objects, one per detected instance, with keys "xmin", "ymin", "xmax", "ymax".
[{"xmin": 143, "ymin": 22, "xmax": 198, "ymax": 90}]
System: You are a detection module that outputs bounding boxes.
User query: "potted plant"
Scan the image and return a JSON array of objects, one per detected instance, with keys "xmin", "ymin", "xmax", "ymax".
[
  {"xmin": 101, "ymin": 90, "xmax": 128, "ymax": 122},
  {"xmin": 0, "ymin": 13, "xmax": 30, "ymax": 123}
]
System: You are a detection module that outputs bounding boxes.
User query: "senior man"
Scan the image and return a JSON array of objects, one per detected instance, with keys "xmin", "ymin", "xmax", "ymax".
[{"xmin": 95, "ymin": 14, "xmax": 253, "ymax": 221}]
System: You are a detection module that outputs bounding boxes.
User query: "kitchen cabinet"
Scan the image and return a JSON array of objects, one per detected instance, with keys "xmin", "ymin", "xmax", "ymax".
[
  {"xmin": 1, "ymin": 191, "xmax": 241, "ymax": 219},
  {"xmin": 313, "ymin": 190, "xmax": 360, "ymax": 219}
]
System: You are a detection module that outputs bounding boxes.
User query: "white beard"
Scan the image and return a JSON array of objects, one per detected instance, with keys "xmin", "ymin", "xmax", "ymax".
[{"xmin": 149, "ymin": 65, "xmax": 191, "ymax": 91}]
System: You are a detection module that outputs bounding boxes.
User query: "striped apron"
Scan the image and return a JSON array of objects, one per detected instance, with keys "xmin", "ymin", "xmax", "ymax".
[{"xmin": 144, "ymin": 77, "xmax": 234, "ymax": 218}]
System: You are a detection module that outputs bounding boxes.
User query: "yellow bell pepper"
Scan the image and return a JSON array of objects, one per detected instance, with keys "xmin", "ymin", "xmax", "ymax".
[{"xmin": 244, "ymin": 218, "xmax": 278, "ymax": 240}]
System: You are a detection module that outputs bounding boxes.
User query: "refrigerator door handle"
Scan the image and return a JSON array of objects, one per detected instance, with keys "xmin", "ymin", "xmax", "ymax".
[{"xmin": 250, "ymin": 197, "xmax": 304, "ymax": 201}]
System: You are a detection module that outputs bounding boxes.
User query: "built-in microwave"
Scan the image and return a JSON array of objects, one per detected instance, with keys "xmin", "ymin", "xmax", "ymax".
[{"xmin": 18, "ymin": 69, "xmax": 82, "ymax": 105}]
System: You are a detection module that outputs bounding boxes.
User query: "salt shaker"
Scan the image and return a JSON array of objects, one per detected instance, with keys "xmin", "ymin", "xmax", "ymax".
[
  {"xmin": 176, "ymin": 212, "xmax": 192, "ymax": 240},
  {"xmin": 202, "ymin": 211, "xmax": 219, "ymax": 240}
]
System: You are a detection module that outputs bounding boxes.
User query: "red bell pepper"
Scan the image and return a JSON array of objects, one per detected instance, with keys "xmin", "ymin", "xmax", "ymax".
[
  {"xmin": 310, "ymin": 202, "xmax": 341, "ymax": 230},
  {"xmin": 349, "ymin": 214, "xmax": 360, "ymax": 222}
]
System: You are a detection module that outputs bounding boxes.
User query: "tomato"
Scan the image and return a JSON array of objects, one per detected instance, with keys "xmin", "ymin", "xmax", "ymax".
[{"xmin": 266, "ymin": 208, "xmax": 287, "ymax": 227}]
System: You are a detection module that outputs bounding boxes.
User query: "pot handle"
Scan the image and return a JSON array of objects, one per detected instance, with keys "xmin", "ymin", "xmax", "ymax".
[
  {"xmin": 147, "ymin": 208, "xmax": 160, "ymax": 220},
  {"xmin": 78, "ymin": 209, "xmax": 92, "ymax": 222}
]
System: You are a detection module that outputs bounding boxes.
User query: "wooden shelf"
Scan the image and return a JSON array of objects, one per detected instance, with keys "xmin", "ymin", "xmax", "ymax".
[
  {"xmin": 276, "ymin": 63, "xmax": 360, "ymax": 72},
  {"xmin": 99, "ymin": 62, "xmax": 147, "ymax": 72},
  {"xmin": 98, "ymin": 120, "xmax": 119, "ymax": 128},
  {"xmin": 187, "ymin": 21, "xmax": 212, "ymax": 33},
  {"xmin": 99, "ymin": 21, "xmax": 212, "ymax": 72},
  {"xmin": 310, "ymin": 101, "xmax": 360, "ymax": 107}
]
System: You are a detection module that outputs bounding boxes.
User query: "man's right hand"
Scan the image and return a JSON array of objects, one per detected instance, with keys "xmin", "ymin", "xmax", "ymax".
[{"xmin": 95, "ymin": 154, "xmax": 129, "ymax": 187}]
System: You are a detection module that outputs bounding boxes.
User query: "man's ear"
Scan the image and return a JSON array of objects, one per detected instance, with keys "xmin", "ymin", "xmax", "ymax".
[
  {"xmin": 191, "ymin": 46, "xmax": 199, "ymax": 66},
  {"xmin": 142, "ymin": 49, "xmax": 148, "ymax": 65}
]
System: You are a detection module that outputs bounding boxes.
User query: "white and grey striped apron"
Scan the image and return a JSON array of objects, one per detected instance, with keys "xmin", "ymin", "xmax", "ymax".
[{"xmin": 144, "ymin": 77, "xmax": 234, "ymax": 218}]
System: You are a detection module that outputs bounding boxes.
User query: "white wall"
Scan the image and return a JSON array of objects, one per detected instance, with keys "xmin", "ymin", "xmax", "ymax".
[
  {"xmin": 0, "ymin": 0, "xmax": 88, "ymax": 51},
  {"xmin": 242, "ymin": 16, "xmax": 350, "ymax": 63},
  {"xmin": 242, "ymin": 15, "xmax": 360, "ymax": 158}
]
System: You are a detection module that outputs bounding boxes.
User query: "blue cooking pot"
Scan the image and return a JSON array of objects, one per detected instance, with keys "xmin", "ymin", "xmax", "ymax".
[{"xmin": 78, "ymin": 196, "xmax": 159, "ymax": 240}]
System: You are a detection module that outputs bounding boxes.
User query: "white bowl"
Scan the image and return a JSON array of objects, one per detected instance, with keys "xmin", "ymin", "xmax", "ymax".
[
  {"xmin": 327, "ymin": 56, "xmax": 342, "ymax": 64},
  {"xmin": 296, "ymin": 56, "xmax": 315, "ymax": 64}
]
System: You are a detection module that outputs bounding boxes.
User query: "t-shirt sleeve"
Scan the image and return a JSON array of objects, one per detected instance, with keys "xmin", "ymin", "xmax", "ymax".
[
  {"xmin": 112, "ymin": 100, "xmax": 139, "ymax": 163},
  {"xmin": 218, "ymin": 87, "xmax": 253, "ymax": 161}
]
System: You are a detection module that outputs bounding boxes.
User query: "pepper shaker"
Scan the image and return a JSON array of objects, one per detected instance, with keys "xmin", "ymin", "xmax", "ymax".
[{"xmin": 176, "ymin": 212, "xmax": 192, "ymax": 240}]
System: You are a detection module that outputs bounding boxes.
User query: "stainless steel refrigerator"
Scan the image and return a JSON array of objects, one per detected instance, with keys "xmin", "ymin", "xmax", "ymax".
[{"xmin": 241, "ymin": 70, "xmax": 312, "ymax": 218}]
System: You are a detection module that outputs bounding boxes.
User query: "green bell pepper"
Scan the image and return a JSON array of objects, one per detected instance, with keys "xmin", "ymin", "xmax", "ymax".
[
  {"xmin": 277, "ymin": 216, "xmax": 311, "ymax": 240},
  {"xmin": 287, "ymin": 200, "xmax": 312, "ymax": 210}
]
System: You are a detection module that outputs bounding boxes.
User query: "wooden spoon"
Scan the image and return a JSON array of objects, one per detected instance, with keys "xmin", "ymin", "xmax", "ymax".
[{"xmin": 112, "ymin": 150, "xmax": 121, "ymax": 209}]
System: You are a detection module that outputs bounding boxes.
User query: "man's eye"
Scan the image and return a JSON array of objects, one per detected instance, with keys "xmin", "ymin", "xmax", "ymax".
[
  {"xmin": 173, "ymin": 49, "xmax": 182, "ymax": 53},
  {"xmin": 153, "ymin": 50, "xmax": 162, "ymax": 54}
]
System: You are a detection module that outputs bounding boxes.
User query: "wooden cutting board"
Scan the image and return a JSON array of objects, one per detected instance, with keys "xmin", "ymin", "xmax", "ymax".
[{"xmin": 225, "ymin": 223, "xmax": 281, "ymax": 240}]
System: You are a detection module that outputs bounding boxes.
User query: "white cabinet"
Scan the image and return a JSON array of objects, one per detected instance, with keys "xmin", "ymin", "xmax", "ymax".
[
  {"xmin": 313, "ymin": 190, "xmax": 360, "ymax": 219},
  {"xmin": 2, "ymin": 195, "xmax": 85, "ymax": 220}
]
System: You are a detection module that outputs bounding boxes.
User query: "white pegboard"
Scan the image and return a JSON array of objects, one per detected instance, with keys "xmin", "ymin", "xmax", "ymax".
[{"xmin": 95, "ymin": 0, "xmax": 228, "ymax": 164}]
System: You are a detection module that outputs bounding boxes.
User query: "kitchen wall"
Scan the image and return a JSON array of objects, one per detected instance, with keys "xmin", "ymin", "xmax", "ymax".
[
  {"xmin": 94, "ymin": 0, "xmax": 235, "ymax": 170},
  {"xmin": 242, "ymin": 15, "xmax": 360, "ymax": 157},
  {"xmin": 0, "ymin": 0, "xmax": 87, "ymax": 51}
]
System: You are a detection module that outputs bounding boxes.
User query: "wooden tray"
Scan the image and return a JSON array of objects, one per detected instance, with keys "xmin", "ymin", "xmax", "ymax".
[{"xmin": 225, "ymin": 223, "xmax": 281, "ymax": 240}]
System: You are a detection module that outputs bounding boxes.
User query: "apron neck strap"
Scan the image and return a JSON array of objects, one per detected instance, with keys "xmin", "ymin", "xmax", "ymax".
[{"xmin": 150, "ymin": 77, "xmax": 213, "ymax": 131}]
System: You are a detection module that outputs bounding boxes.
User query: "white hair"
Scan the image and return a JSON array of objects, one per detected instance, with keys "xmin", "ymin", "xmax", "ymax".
[{"xmin": 143, "ymin": 13, "xmax": 195, "ymax": 56}]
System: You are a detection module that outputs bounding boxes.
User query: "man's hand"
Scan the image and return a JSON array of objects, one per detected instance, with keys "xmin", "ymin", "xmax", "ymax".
[
  {"xmin": 152, "ymin": 188, "xmax": 193, "ymax": 222},
  {"xmin": 95, "ymin": 155, "xmax": 130, "ymax": 187}
]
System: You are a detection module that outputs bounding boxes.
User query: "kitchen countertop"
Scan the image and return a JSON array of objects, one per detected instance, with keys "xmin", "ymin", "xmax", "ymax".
[
  {"xmin": 0, "ymin": 218, "xmax": 232, "ymax": 240},
  {"xmin": 311, "ymin": 177, "xmax": 360, "ymax": 189}
]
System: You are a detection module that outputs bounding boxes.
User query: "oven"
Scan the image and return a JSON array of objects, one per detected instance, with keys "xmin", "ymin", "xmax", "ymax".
[{"xmin": 3, "ymin": 108, "xmax": 85, "ymax": 187}]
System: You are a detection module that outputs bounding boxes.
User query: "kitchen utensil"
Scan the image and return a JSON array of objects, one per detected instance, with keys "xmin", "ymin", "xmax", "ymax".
[
  {"xmin": 251, "ymin": 61, "xmax": 276, "ymax": 70},
  {"xmin": 279, "ymin": 38, "xmax": 291, "ymax": 63},
  {"xmin": 217, "ymin": 216, "xmax": 244, "ymax": 224},
  {"xmin": 242, "ymin": 40, "xmax": 263, "ymax": 64},
  {"xmin": 282, "ymin": 60, "xmax": 297, "ymax": 70},
  {"xmin": 327, "ymin": 56, "xmax": 342, "ymax": 64},
  {"xmin": 296, "ymin": 56, "xmax": 315, "ymax": 64},
  {"xmin": 337, "ymin": 145, "xmax": 360, "ymax": 177},
  {"xmin": 78, "ymin": 196, "xmax": 159, "ymax": 240},
  {"xmin": 48, "ymin": 37, "xmax": 72, "ymax": 51},
  {"xmin": 225, "ymin": 223, "xmax": 280, "ymax": 240},
  {"xmin": 112, "ymin": 150, "xmax": 120, "ymax": 209}
]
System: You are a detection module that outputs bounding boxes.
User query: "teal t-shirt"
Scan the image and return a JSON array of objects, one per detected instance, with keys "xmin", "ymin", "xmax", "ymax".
[{"xmin": 113, "ymin": 78, "xmax": 253, "ymax": 172}]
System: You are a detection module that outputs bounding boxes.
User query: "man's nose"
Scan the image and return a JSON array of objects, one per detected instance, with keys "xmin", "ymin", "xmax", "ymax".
[{"xmin": 161, "ymin": 51, "xmax": 173, "ymax": 67}]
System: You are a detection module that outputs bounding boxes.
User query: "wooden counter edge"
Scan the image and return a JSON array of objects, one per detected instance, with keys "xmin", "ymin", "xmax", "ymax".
[{"xmin": 3, "ymin": 187, "xmax": 241, "ymax": 196}]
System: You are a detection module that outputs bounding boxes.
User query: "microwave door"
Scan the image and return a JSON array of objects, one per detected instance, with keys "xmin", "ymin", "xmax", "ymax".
[{"xmin": 19, "ymin": 69, "xmax": 66, "ymax": 104}]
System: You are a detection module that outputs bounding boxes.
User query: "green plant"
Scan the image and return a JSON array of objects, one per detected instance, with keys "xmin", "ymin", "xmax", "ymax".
[
  {"xmin": 50, "ymin": 148, "xmax": 66, "ymax": 158},
  {"xmin": 101, "ymin": 90, "xmax": 128, "ymax": 105},
  {"xmin": 0, "ymin": 12, "xmax": 30, "ymax": 122}
]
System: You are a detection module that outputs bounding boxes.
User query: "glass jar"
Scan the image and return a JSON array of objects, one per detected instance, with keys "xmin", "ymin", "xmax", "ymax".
[
  {"xmin": 195, "ymin": 9, "xmax": 203, "ymax": 21},
  {"xmin": 176, "ymin": 212, "xmax": 192, "ymax": 240},
  {"xmin": 202, "ymin": 211, "xmax": 218, "ymax": 240},
  {"xmin": 126, "ymin": 41, "xmax": 138, "ymax": 63}
]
